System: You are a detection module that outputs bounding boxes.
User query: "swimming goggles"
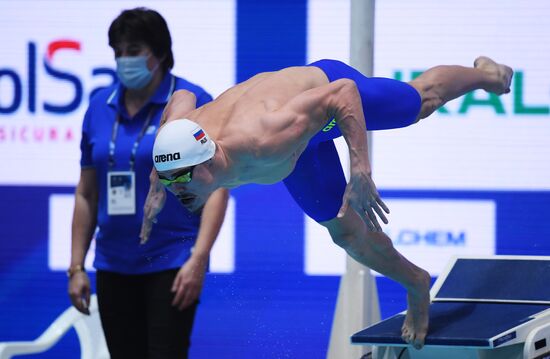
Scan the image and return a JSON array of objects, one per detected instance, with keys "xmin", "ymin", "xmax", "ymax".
[{"xmin": 158, "ymin": 167, "xmax": 195, "ymax": 186}]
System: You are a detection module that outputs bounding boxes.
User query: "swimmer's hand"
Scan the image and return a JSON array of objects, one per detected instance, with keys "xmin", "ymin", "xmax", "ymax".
[
  {"xmin": 140, "ymin": 169, "xmax": 167, "ymax": 244},
  {"xmin": 338, "ymin": 171, "xmax": 389, "ymax": 231},
  {"xmin": 171, "ymin": 254, "xmax": 207, "ymax": 310}
]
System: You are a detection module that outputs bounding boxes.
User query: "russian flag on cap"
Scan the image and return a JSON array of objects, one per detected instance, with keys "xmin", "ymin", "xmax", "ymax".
[{"xmin": 193, "ymin": 129, "xmax": 205, "ymax": 141}]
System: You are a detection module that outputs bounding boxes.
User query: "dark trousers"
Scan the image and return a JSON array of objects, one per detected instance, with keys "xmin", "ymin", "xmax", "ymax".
[{"xmin": 96, "ymin": 269, "xmax": 199, "ymax": 359}]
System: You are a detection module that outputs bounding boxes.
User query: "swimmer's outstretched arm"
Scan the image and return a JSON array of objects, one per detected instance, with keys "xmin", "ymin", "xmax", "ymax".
[
  {"xmin": 272, "ymin": 78, "xmax": 389, "ymax": 230},
  {"xmin": 160, "ymin": 89, "xmax": 198, "ymax": 127},
  {"xmin": 140, "ymin": 168, "xmax": 167, "ymax": 243},
  {"xmin": 140, "ymin": 90, "xmax": 198, "ymax": 243}
]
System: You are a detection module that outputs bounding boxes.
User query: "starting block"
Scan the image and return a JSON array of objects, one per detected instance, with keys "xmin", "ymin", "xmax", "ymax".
[{"xmin": 351, "ymin": 255, "xmax": 550, "ymax": 359}]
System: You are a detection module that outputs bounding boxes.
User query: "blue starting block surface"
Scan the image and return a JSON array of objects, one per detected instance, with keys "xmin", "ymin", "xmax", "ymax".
[
  {"xmin": 352, "ymin": 302, "xmax": 549, "ymax": 347},
  {"xmin": 436, "ymin": 258, "xmax": 550, "ymax": 303},
  {"xmin": 351, "ymin": 256, "xmax": 550, "ymax": 349}
]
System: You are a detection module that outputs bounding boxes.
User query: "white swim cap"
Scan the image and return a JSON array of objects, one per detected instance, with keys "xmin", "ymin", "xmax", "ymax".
[{"xmin": 152, "ymin": 119, "xmax": 216, "ymax": 171}]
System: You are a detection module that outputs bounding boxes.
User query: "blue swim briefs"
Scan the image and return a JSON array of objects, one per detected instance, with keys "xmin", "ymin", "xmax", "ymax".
[{"xmin": 283, "ymin": 59, "xmax": 421, "ymax": 222}]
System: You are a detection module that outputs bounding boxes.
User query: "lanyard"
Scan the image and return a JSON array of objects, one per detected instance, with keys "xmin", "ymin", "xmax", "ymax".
[
  {"xmin": 108, "ymin": 106, "xmax": 156, "ymax": 171},
  {"xmin": 108, "ymin": 76, "xmax": 176, "ymax": 170}
]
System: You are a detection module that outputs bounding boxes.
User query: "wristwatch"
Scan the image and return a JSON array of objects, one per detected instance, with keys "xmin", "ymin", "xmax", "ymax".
[{"xmin": 67, "ymin": 264, "xmax": 85, "ymax": 278}]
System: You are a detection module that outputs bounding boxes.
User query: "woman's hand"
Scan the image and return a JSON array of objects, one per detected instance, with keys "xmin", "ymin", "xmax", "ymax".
[{"xmin": 68, "ymin": 271, "xmax": 91, "ymax": 315}]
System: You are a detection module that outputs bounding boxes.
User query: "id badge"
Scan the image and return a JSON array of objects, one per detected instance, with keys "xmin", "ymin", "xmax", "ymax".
[{"xmin": 107, "ymin": 171, "xmax": 136, "ymax": 215}]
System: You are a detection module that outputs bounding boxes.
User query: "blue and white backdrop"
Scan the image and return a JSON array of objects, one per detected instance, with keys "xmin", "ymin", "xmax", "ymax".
[{"xmin": 1, "ymin": 1, "xmax": 549, "ymax": 358}]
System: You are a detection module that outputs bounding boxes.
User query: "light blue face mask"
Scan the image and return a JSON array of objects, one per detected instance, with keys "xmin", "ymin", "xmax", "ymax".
[{"xmin": 115, "ymin": 55, "xmax": 158, "ymax": 89}]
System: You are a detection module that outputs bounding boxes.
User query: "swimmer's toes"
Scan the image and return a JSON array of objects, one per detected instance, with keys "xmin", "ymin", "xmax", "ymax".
[
  {"xmin": 473, "ymin": 56, "xmax": 483, "ymax": 68},
  {"xmin": 401, "ymin": 328, "xmax": 409, "ymax": 342},
  {"xmin": 473, "ymin": 56, "xmax": 492, "ymax": 69},
  {"xmin": 413, "ymin": 336, "xmax": 425, "ymax": 350},
  {"xmin": 505, "ymin": 67, "xmax": 514, "ymax": 89}
]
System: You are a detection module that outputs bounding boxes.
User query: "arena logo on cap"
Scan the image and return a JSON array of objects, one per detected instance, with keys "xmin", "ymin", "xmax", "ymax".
[{"xmin": 155, "ymin": 152, "xmax": 181, "ymax": 163}]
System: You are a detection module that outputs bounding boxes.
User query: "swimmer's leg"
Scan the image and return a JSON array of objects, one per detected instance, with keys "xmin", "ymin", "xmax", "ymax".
[
  {"xmin": 321, "ymin": 208, "xmax": 431, "ymax": 350},
  {"xmin": 283, "ymin": 141, "xmax": 346, "ymax": 222},
  {"xmin": 410, "ymin": 56, "xmax": 513, "ymax": 121},
  {"xmin": 309, "ymin": 59, "xmax": 422, "ymax": 131},
  {"xmin": 284, "ymin": 141, "xmax": 431, "ymax": 349}
]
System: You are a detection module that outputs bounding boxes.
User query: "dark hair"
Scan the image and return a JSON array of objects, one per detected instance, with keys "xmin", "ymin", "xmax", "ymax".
[{"xmin": 108, "ymin": 7, "xmax": 174, "ymax": 74}]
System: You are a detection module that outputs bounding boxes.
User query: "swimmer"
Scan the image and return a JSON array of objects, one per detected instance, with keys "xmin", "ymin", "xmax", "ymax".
[{"xmin": 141, "ymin": 56, "xmax": 513, "ymax": 349}]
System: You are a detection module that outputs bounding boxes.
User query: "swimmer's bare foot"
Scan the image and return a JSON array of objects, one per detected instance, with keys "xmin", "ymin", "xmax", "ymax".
[
  {"xmin": 401, "ymin": 269, "xmax": 431, "ymax": 350},
  {"xmin": 474, "ymin": 56, "xmax": 513, "ymax": 95}
]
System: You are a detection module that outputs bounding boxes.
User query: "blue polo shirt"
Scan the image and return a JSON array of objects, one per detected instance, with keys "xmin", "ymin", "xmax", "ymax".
[{"xmin": 80, "ymin": 72, "xmax": 213, "ymax": 274}]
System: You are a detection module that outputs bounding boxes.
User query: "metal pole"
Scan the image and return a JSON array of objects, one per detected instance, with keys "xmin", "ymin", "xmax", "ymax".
[{"xmin": 327, "ymin": 1, "xmax": 381, "ymax": 358}]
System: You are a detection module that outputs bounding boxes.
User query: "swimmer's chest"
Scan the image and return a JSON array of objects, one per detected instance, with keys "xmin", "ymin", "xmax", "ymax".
[{"xmin": 231, "ymin": 143, "xmax": 305, "ymax": 185}]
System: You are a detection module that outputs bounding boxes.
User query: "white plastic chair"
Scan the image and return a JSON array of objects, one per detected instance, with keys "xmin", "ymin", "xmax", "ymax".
[{"xmin": 0, "ymin": 294, "xmax": 109, "ymax": 359}]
